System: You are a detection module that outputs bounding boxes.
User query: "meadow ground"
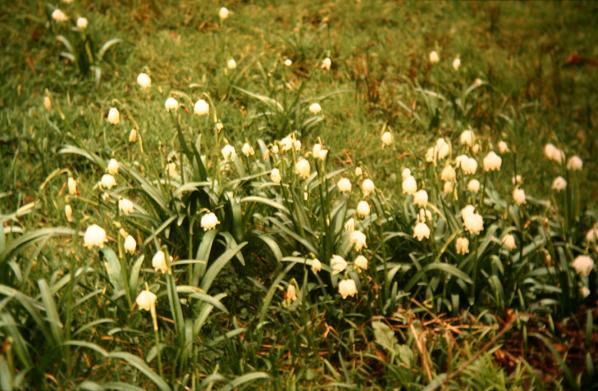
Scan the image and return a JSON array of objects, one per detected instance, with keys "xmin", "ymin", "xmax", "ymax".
[{"xmin": 1, "ymin": 1, "xmax": 597, "ymax": 389}]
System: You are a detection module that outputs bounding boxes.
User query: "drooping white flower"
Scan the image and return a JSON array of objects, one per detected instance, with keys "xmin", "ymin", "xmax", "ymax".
[
  {"xmin": 68, "ymin": 176, "xmax": 78, "ymax": 195},
  {"xmin": 455, "ymin": 237, "xmax": 469, "ymax": 255},
  {"xmin": 221, "ymin": 144, "xmax": 237, "ymax": 161},
  {"xmin": 441, "ymin": 165, "xmax": 456, "ymax": 182},
  {"xmin": 452, "ymin": 57, "xmax": 461, "ymax": 71},
  {"xmin": 136, "ymin": 289, "xmax": 157, "ymax": 311},
  {"xmin": 512, "ymin": 188, "xmax": 526, "ymax": 205},
  {"xmin": 461, "ymin": 205, "xmax": 476, "ymax": 218},
  {"xmin": 355, "ymin": 167, "xmax": 363, "ymax": 177},
  {"xmin": 201, "ymin": 212, "xmax": 220, "ymax": 231},
  {"xmin": 52, "ymin": 9, "xmax": 68, "ymax": 23},
  {"xmin": 270, "ymin": 168, "xmax": 281, "ymax": 184},
  {"xmin": 501, "ymin": 234, "xmax": 516, "ymax": 251},
  {"xmin": 309, "ymin": 102, "xmax": 321, "ymax": 115},
  {"xmin": 330, "ymin": 255, "xmax": 347, "ymax": 275},
  {"xmin": 83, "ymin": 224, "xmax": 107, "ymax": 248},
  {"xmin": 459, "ymin": 157, "xmax": 478, "ymax": 175},
  {"xmin": 462, "ymin": 207, "xmax": 483, "ymax": 235},
  {"xmin": 483, "ymin": 151, "xmax": 502, "ymax": 172},
  {"xmin": 166, "ymin": 162, "xmax": 177, "ymax": 178},
  {"xmin": 498, "ymin": 141, "xmax": 509, "ymax": 154},
  {"xmin": 283, "ymin": 58, "xmax": 292, "ymax": 67},
  {"xmin": 401, "ymin": 168, "xmax": 411, "ymax": 180},
  {"xmin": 279, "ymin": 135, "xmax": 294, "ymax": 152},
  {"xmin": 413, "ymin": 190, "xmax": 428, "ymax": 208},
  {"xmin": 226, "ymin": 58, "xmax": 237, "ymax": 70},
  {"xmin": 321, "ymin": 57, "xmax": 332, "ymax": 71},
  {"xmin": 572, "ymin": 255, "xmax": 594, "ymax": 277},
  {"xmin": 311, "ymin": 258, "xmax": 322, "ymax": 273},
  {"xmin": 552, "ymin": 176, "xmax": 567, "ymax": 192},
  {"xmin": 543, "ymin": 143, "xmax": 564, "ymax": 164},
  {"xmin": 64, "ymin": 204, "xmax": 73, "ymax": 222},
  {"xmin": 337, "ymin": 177, "xmax": 352, "ymax": 193},
  {"xmin": 474, "ymin": 78, "xmax": 483, "ymax": 87},
  {"xmin": 312, "ymin": 143, "xmax": 322, "ymax": 157},
  {"xmin": 194, "ymin": 99, "xmax": 209, "ymax": 116},
  {"xmin": 361, "ymin": 179, "xmax": 375, "ymax": 197},
  {"xmin": 402, "ymin": 175, "xmax": 417, "ymax": 195},
  {"xmin": 107, "ymin": 107, "xmax": 120, "ymax": 125},
  {"xmin": 567, "ymin": 155, "xmax": 583, "ymax": 171},
  {"xmin": 136, "ymin": 72, "xmax": 151, "ymax": 89},
  {"xmin": 586, "ymin": 227, "xmax": 598, "ymax": 243},
  {"xmin": 295, "ymin": 159, "xmax": 311, "ymax": 179},
  {"xmin": 124, "ymin": 235, "xmax": 136, "ymax": 254},
  {"xmin": 164, "ymin": 97, "xmax": 178, "ymax": 111},
  {"xmin": 356, "ymin": 200, "xmax": 370, "ymax": 218},
  {"xmin": 354, "ymin": 255, "xmax": 368, "ymax": 271},
  {"xmin": 467, "ymin": 179, "xmax": 480, "ymax": 193},
  {"xmin": 338, "ymin": 278, "xmax": 358, "ymax": 299},
  {"xmin": 218, "ymin": 7, "xmax": 230, "ymax": 20},
  {"xmin": 512, "ymin": 175, "xmax": 523, "ymax": 185},
  {"xmin": 350, "ymin": 230, "xmax": 367, "ymax": 252},
  {"xmin": 241, "ymin": 143, "xmax": 254, "ymax": 157},
  {"xmin": 118, "ymin": 198, "xmax": 134, "ymax": 215},
  {"xmin": 413, "ymin": 222, "xmax": 430, "ymax": 241},
  {"xmin": 460, "ymin": 130, "xmax": 474, "ymax": 147},
  {"xmin": 76, "ymin": 17, "xmax": 88, "ymax": 30},
  {"xmin": 431, "ymin": 138, "xmax": 450, "ymax": 161},
  {"xmin": 285, "ymin": 284, "xmax": 297, "ymax": 301},
  {"xmin": 152, "ymin": 250, "xmax": 168, "ymax": 273},
  {"xmin": 429, "ymin": 50, "xmax": 439, "ymax": 64},
  {"xmin": 443, "ymin": 181, "xmax": 454, "ymax": 194},
  {"xmin": 106, "ymin": 159, "xmax": 119, "ymax": 175},
  {"xmin": 381, "ymin": 131, "xmax": 393, "ymax": 146},
  {"xmin": 344, "ymin": 218, "xmax": 355, "ymax": 233},
  {"xmin": 100, "ymin": 174, "xmax": 116, "ymax": 189},
  {"xmin": 581, "ymin": 286, "xmax": 590, "ymax": 298}
]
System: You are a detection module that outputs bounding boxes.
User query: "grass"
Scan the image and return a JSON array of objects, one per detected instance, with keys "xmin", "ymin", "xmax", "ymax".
[{"xmin": 1, "ymin": 0, "xmax": 597, "ymax": 389}]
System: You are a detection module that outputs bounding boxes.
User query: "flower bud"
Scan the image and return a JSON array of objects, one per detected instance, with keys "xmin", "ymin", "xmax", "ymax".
[
  {"xmin": 308, "ymin": 103, "xmax": 321, "ymax": 114},
  {"xmin": 137, "ymin": 73, "xmax": 151, "ymax": 89},
  {"xmin": 64, "ymin": 204, "xmax": 73, "ymax": 222},
  {"xmin": 194, "ymin": 99, "xmax": 209, "ymax": 116},
  {"xmin": 68, "ymin": 176, "xmax": 78, "ymax": 196},
  {"xmin": 76, "ymin": 17, "xmax": 88, "ymax": 30},
  {"xmin": 270, "ymin": 168, "xmax": 281, "ymax": 184},
  {"xmin": 452, "ymin": 57, "xmax": 461, "ymax": 71},
  {"xmin": 218, "ymin": 7, "xmax": 230, "ymax": 20},
  {"xmin": 124, "ymin": 235, "xmax": 136, "ymax": 254},
  {"xmin": 164, "ymin": 97, "xmax": 179, "ymax": 111},
  {"xmin": 128, "ymin": 128, "xmax": 138, "ymax": 143},
  {"xmin": 107, "ymin": 107, "xmax": 120, "ymax": 125},
  {"xmin": 52, "ymin": 9, "xmax": 68, "ymax": 23}
]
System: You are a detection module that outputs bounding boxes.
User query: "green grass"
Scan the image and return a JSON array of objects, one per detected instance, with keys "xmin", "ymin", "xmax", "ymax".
[{"xmin": 1, "ymin": 0, "xmax": 597, "ymax": 389}]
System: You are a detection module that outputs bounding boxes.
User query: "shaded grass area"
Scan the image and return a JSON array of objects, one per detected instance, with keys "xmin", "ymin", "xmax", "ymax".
[{"xmin": 2, "ymin": 1, "xmax": 597, "ymax": 209}]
